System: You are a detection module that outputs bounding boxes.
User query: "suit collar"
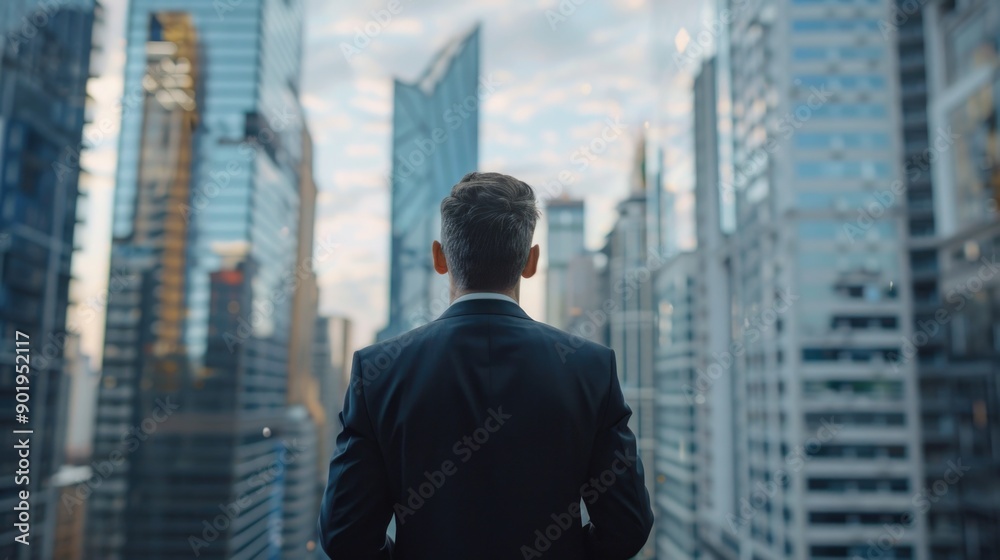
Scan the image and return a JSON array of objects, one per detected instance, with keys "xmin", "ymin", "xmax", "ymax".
[{"xmin": 435, "ymin": 298, "xmax": 533, "ymax": 322}]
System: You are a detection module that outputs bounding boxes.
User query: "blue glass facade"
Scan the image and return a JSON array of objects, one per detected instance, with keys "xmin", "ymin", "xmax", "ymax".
[
  {"xmin": 0, "ymin": 2, "xmax": 96, "ymax": 559},
  {"xmin": 379, "ymin": 26, "xmax": 480, "ymax": 341},
  {"xmin": 87, "ymin": 1, "xmax": 306, "ymax": 558}
]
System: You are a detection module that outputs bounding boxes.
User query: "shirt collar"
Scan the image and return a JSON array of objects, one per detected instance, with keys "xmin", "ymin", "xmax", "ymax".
[{"xmin": 450, "ymin": 292, "xmax": 519, "ymax": 307}]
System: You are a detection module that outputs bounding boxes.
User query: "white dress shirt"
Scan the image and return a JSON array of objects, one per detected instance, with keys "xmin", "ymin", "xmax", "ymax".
[{"xmin": 450, "ymin": 292, "xmax": 519, "ymax": 307}]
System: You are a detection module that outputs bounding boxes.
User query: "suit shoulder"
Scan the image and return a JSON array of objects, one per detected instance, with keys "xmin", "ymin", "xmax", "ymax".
[
  {"xmin": 357, "ymin": 320, "xmax": 443, "ymax": 360},
  {"xmin": 531, "ymin": 321, "xmax": 612, "ymax": 360}
]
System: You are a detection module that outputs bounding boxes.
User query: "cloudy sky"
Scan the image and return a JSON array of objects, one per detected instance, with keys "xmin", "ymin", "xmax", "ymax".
[{"xmin": 72, "ymin": 0, "xmax": 710, "ymax": 365}]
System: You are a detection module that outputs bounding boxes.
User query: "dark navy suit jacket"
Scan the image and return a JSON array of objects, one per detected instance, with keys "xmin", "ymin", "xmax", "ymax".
[{"xmin": 319, "ymin": 297, "xmax": 653, "ymax": 559}]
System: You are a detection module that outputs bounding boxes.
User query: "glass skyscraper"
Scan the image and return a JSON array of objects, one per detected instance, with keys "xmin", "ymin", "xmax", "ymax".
[
  {"xmin": 923, "ymin": 0, "xmax": 1000, "ymax": 556},
  {"xmin": 87, "ymin": 1, "xmax": 307, "ymax": 558},
  {"xmin": 379, "ymin": 25, "xmax": 480, "ymax": 341},
  {"xmin": 0, "ymin": 2, "xmax": 97, "ymax": 559},
  {"xmin": 545, "ymin": 197, "xmax": 586, "ymax": 331}
]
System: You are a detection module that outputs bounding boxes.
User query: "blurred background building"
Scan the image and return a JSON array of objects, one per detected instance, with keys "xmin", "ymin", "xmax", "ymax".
[
  {"xmin": 0, "ymin": 1, "xmax": 99, "ymax": 559},
  {"xmin": 378, "ymin": 25, "xmax": 481, "ymax": 341},
  {"xmin": 601, "ymin": 136, "xmax": 658, "ymax": 558},
  {"xmin": 0, "ymin": 0, "xmax": 997, "ymax": 558},
  {"xmin": 545, "ymin": 196, "xmax": 586, "ymax": 330},
  {"xmin": 84, "ymin": 1, "xmax": 318, "ymax": 558},
  {"xmin": 922, "ymin": 0, "xmax": 1000, "ymax": 556},
  {"xmin": 696, "ymin": 1, "xmax": 928, "ymax": 558}
]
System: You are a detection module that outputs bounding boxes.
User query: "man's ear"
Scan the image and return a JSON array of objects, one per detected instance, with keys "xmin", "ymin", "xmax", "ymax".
[
  {"xmin": 432, "ymin": 240, "xmax": 448, "ymax": 275},
  {"xmin": 521, "ymin": 244, "xmax": 540, "ymax": 279}
]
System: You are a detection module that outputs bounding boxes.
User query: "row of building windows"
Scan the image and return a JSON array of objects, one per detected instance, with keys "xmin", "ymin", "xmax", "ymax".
[{"xmin": 808, "ymin": 477, "xmax": 909, "ymax": 492}]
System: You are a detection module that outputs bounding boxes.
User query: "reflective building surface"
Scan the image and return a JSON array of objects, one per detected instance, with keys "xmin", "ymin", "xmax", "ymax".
[
  {"xmin": 380, "ymin": 26, "xmax": 480, "ymax": 341},
  {"xmin": 924, "ymin": 0, "xmax": 1000, "ymax": 556},
  {"xmin": 0, "ymin": 1, "xmax": 98, "ymax": 559},
  {"xmin": 86, "ymin": 1, "xmax": 308, "ymax": 558}
]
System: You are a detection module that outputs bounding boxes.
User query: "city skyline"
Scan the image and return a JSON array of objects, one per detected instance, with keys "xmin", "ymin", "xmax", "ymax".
[
  {"xmin": 1, "ymin": 0, "xmax": 996, "ymax": 558},
  {"xmin": 73, "ymin": 0, "xmax": 702, "ymax": 359}
]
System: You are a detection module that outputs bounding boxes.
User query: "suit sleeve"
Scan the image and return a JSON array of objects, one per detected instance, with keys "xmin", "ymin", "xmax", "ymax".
[
  {"xmin": 319, "ymin": 351, "xmax": 394, "ymax": 559},
  {"xmin": 583, "ymin": 348, "xmax": 654, "ymax": 559}
]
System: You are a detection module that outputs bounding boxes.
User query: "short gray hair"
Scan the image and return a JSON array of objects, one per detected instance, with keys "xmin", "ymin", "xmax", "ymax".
[{"xmin": 440, "ymin": 172, "xmax": 540, "ymax": 291}]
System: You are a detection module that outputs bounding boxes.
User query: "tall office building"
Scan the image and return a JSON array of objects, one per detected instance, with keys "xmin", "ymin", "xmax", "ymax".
[
  {"xmin": 563, "ymin": 252, "xmax": 604, "ymax": 344},
  {"xmin": 603, "ymin": 138, "xmax": 657, "ymax": 558},
  {"xmin": 87, "ymin": 1, "xmax": 306, "ymax": 557},
  {"xmin": 653, "ymin": 250, "xmax": 699, "ymax": 560},
  {"xmin": 379, "ymin": 26, "xmax": 480, "ymax": 340},
  {"xmin": 0, "ymin": 2, "xmax": 98, "ymax": 559},
  {"xmin": 923, "ymin": 1, "xmax": 1000, "ymax": 556},
  {"xmin": 546, "ymin": 196, "xmax": 586, "ymax": 331},
  {"xmin": 690, "ymin": 54, "xmax": 746, "ymax": 560},
  {"xmin": 282, "ymin": 126, "xmax": 322, "ymax": 559},
  {"xmin": 718, "ymin": 0, "xmax": 927, "ymax": 558},
  {"xmin": 655, "ymin": 56, "xmax": 735, "ymax": 560}
]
